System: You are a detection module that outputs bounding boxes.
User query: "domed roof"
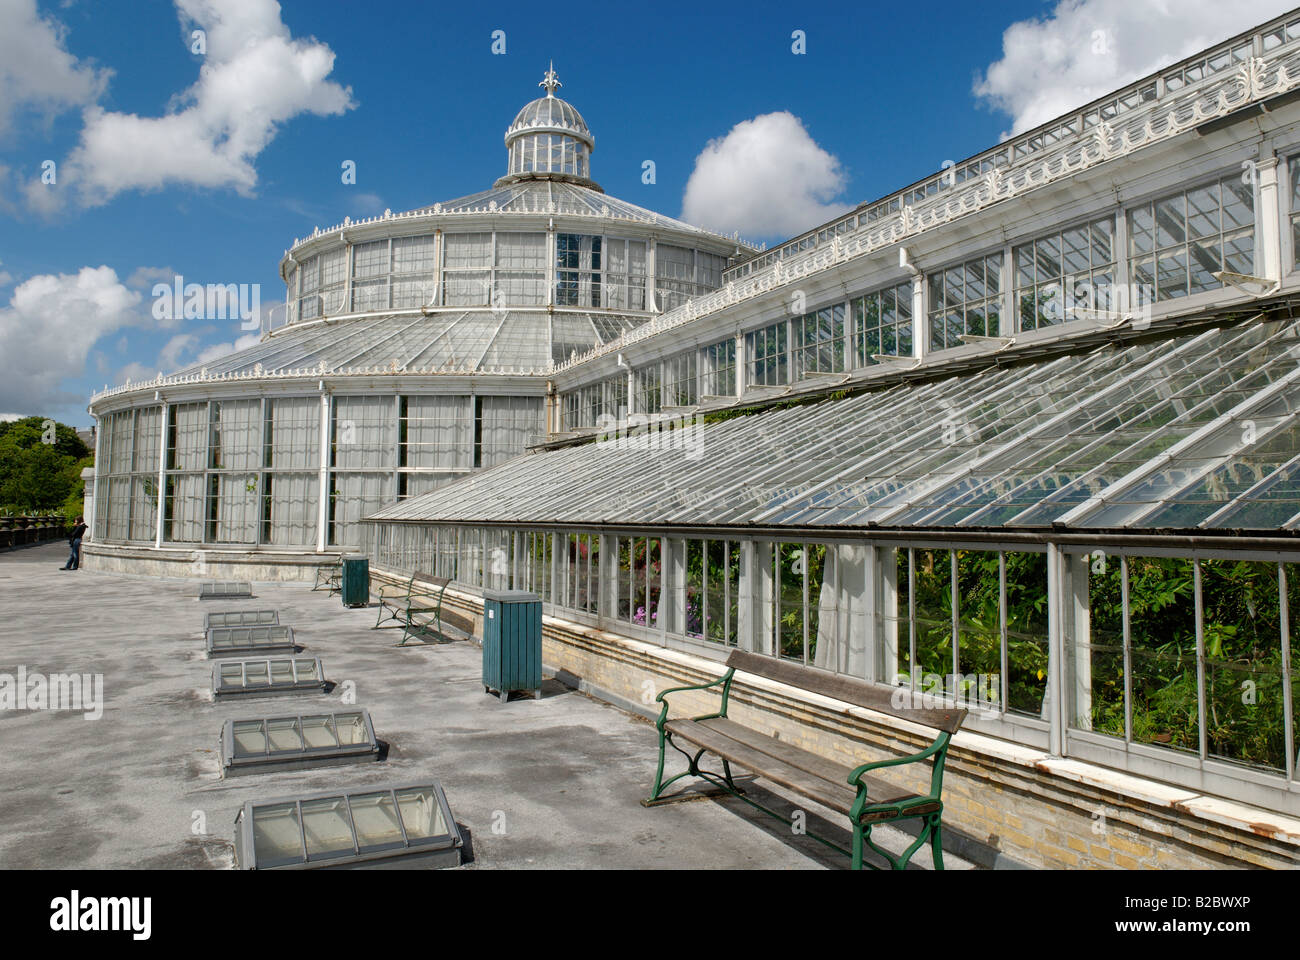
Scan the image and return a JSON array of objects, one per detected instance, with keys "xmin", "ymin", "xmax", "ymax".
[
  {"xmin": 509, "ymin": 95, "xmax": 591, "ymax": 140},
  {"xmin": 505, "ymin": 64, "xmax": 593, "ymax": 148}
]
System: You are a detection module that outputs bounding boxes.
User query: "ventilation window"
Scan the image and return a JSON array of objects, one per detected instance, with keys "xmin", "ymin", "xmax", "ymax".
[
  {"xmin": 220, "ymin": 709, "xmax": 379, "ymax": 776},
  {"xmin": 204, "ymin": 609, "xmax": 279, "ymax": 630},
  {"xmin": 206, "ymin": 624, "xmax": 297, "ymax": 657},
  {"xmin": 234, "ymin": 783, "xmax": 462, "ymax": 869},
  {"xmin": 199, "ymin": 581, "xmax": 253, "ymax": 599},
  {"xmin": 212, "ymin": 657, "xmax": 326, "ymax": 699}
]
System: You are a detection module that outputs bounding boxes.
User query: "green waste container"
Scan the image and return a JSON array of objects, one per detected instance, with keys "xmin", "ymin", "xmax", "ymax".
[
  {"xmin": 482, "ymin": 589, "xmax": 542, "ymax": 702},
  {"xmin": 341, "ymin": 556, "xmax": 370, "ymax": 608}
]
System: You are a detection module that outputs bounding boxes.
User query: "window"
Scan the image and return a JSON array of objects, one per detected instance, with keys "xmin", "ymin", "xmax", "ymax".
[
  {"xmin": 663, "ymin": 353, "xmax": 698, "ymax": 407},
  {"xmin": 634, "ymin": 364, "xmax": 662, "ymax": 414},
  {"xmin": 746, "ymin": 321, "xmax": 788, "ymax": 387},
  {"xmin": 655, "ymin": 245, "xmax": 694, "ymax": 312},
  {"xmin": 556, "ymin": 234, "xmax": 602, "ymax": 307},
  {"xmin": 261, "ymin": 397, "xmax": 319, "ymax": 546},
  {"xmin": 1013, "ymin": 217, "xmax": 1115, "ymax": 330},
  {"xmin": 1289, "ymin": 156, "xmax": 1300, "ymax": 270},
  {"xmin": 927, "ymin": 252, "xmax": 1003, "ymax": 351},
  {"xmin": 443, "ymin": 233, "xmax": 491, "ymax": 306},
  {"xmin": 702, "ymin": 339, "xmax": 736, "ymax": 397},
  {"xmin": 351, "ymin": 240, "xmax": 390, "ymax": 312},
  {"xmin": 495, "ymin": 232, "xmax": 546, "ymax": 305},
  {"xmin": 206, "ymin": 624, "xmax": 297, "ymax": 656},
  {"xmin": 391, "ymin": 235, "xmax": 435, "ymax": 309},
  {"xmin": 1128, "ymin": 174, "xmax": 1254, "ymax": 302},
  {"xmin": 793, "ymin": 304, "xmax": 846, "ymax": 378},
  {"xmin": 604, "ymin": 238, "xmax": 647, "ymax": 310},
  {"xmin": 479, "ymin": 396, "xmax": 544, "ymax": 468},
  {"xmin": 853, "ymin": 281, "xmax": 913, "ymax": 364}
]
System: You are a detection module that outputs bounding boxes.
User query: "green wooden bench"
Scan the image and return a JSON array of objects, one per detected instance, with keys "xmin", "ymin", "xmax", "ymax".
[
  {"xmin": 644, "ymin": 650, "xmax": 967, "ymax": 870},
  {"xmin": 373, "ymin": 572, "xmax": 452, "ymax": 646},
  {"xmin": 311, "ymin": 559, "xmax": 342, "ymax": 595}
]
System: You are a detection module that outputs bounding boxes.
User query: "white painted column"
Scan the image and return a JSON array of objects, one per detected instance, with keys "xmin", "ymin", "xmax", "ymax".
[
  {"xmin": 911, "ymin": 275, "xmax": 925, "ymax": 359},
  {"xmin": 1046, "ymin": 542, "xmax": 1065, "ymax": 756},
  {"xmin": 1257, "ymin": 154, "xmax": 1283, "ymax": 282},
  {"xmin": 316, "ymin": 392, "xmax": 330, "ymax": 553},
  {"xmin": 155, "ymin": 403, "xmax": 169, "ymax": 547}
]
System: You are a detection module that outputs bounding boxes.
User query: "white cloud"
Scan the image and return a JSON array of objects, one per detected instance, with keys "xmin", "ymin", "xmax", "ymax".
[
  {"xmin": 127, "ymin": 266, "xmax": 177, "ymax": 289},
  {"xmin": 39, "ymin": 0, "xmax": 354, "ymax": 209},
  {"xmin": 0, "ymin": 0, "xmax": 109, "ymax": 139},
  {"xmin": 975, "ymin": 0, "xmax": 1296, "ymax": 137},
  {"xmin": 113, "ymin": 361, "xmax": 154, "ymax": 386},
  {"xmin": 681, "ymin": 111, "xmax": 853, "ymax": 239},
  {"xmin": 0, "ymin": 266, "xmax": 141, "ymax": 411}
]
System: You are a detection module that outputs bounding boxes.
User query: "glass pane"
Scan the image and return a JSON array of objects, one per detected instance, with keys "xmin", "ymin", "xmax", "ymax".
[
  {"xmin": 1128, "ymin": 557, "xmax": 1198, "ymax": 753},
  {"xmin": 251, "ymin": 802, "xmax": 303, "ymax": 864},
  {"xmin": 301, "ymin": 715, "xmax": 339, "ymax": 749},
  {"xmin": 269, "ymin": 660, "xmax": 294, "ymax": 685},
  {"xmin": 1068, "ymin": 551, "xmax": 1124, "ymax": 735},
  {"xmin": 397, "ymin": 787, "xmax": 449, "ymax": 841},
  {"xmin": 911, "ymin": 549, "xmax": 953, "ymax": 694},
  {"xmin": 1005, "ymin": 551, "xmax": 1049, "ymax": 717},
  {"xmin": 232, "ymin": 720, "xmax": 266, "ymax": 757},
  {"xmin": 955, "ymin": 550, "xmax": 1001, "ymax": 709},
  {"xmin": 351, "ymin": 792, "xmax": 404, "ymax": 849},
  {"xmin": 266, "ymin": 717, "xmax": 304, "ymax": 753},
  {"xmin": 300, "ymin": 797, "xmax": 355, "ymax": 860},
  {"xmin": 1201, "ymin": 559, "xmax": 1285, "ymax": 770},
  {"xmin": 294, "ymin": 659, "xmax": 319, "ymax": 682},
  {"xmin": 335, "ymin": 712, "xmax": 369, "ymax": 746},
  {"xmin": 777, "ymin": 543, "xmax": 804, "ymax": 662},
  {"xmin": 219, "ymin": 663, "xmax": 243, "ymax": 689}
]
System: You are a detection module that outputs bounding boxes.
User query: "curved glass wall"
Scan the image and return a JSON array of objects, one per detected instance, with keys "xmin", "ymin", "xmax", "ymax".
[{"xmin": 92, "ymin": 392, "xmax": 544, "ymax": 549}]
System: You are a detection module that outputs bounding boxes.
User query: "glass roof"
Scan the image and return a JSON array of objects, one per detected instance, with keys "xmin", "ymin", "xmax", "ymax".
[
  {"xmin": 170, "ymin": 309, "xmax": 645, "ymax": 379},
  {"xmin": 367, "ymin": 316, "xmax": 1300, "ymax": 533},
  {"xmin": 203, "ymin": 609, "xmax": 279, "ymax": 630},
  {"xmin": 424, "ymin": 179, "xmax": 725, "ymax": 240},
  {"xmin": 221, "ymin": 709, "xmax": 379, "ymax": 775},
  {"xmin": 509, "ymin": 95, "xmax": 591, "ymax": 140},
  {"xmin": 207, "ymin": 624, "xmax": 298, "ymax": 657},
  {"xmin": 213, "ymin": 657, "xmax": 326, "ymax": 698}
]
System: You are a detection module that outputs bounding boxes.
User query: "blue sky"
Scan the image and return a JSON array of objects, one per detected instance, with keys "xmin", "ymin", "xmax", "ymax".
[{"xmin": 0, "ymin": 0, "xmax": 1292, "ymax": 427}]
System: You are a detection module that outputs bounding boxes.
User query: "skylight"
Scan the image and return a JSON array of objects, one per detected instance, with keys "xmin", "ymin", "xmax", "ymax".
[
  {"xmin": 219, "ymin": 709, "xmax": 379, "ymax": 776},
  {"xmin": 234, "ymin": 782, "xmax": 461, "ymax": 869},
  {"xmin": 206, "ymin": 624, "xmax": 298, "ymax": 657},
  {"xmin": 199, "ymin": 581, "xmax": 253, "ymax": 599},
  {"xmin": 212, "ymin": 657, "xmax": 326, "ymax": 699},
  {"xmin": 203, "ymin": 609, "xmax": 280, "ymax": 630}
]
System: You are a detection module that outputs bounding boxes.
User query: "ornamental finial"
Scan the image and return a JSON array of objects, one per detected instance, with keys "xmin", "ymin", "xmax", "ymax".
[{"xmin": 540, "ymin": 61, "xmax": 561, "ymax": 97}]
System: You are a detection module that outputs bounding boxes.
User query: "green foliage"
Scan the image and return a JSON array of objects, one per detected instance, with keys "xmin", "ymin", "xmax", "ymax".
[{"xmin": 0, "ymin": 417, "xmax": 92, "ymax": 516}]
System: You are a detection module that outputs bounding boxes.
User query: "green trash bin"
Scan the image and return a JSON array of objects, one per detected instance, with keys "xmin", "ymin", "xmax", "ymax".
[
  {"xmin": 341, "ymin": 556, "xmax": 370, "ymax": 608},
  {"xmin": 482, "ymin": 589, "xmax": 542, "ymax": 702}
]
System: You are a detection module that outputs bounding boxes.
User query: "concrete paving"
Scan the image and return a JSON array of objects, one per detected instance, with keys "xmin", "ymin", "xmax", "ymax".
[{"xmin": 0, "ymin": 543, "xmax": 972, "ymax": 870}]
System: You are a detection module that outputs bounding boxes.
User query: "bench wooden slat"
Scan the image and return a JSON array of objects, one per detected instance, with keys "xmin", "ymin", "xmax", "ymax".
[
  {"xmin": 664, "ymin": 717, "xmax": 856, "ymax": 817},
  {"xmin": 696, "ymin": 718, "xmax": 921, "ymax": 808},
  {"xmin": 725, "ymin": 650, "xmax": 967, "ymax": 733}
]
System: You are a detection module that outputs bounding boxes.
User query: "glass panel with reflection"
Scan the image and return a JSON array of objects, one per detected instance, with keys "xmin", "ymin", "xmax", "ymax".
[
  {"xmin": 266, "ymin": 717, "xmax": 304, "ymax": 753},
  {"xmin": 300, "ymin": 797, "xmax": 356, "ymax": 860},
  {"xmin": 349, "ymin": 791, "xmax": 405, "ymax": 850},
  {"xmin": 232, "ymin": 720, "xmax": 266, "ymax": 757},
  {"xmin": 334, "ymin": 712, "xmax": 369, "ymax": 746},
  {"xmin": 219, "ymin": 663, "xmax": 243, "ymax": 689},
  {"xmin": 396, "ymin": 787, "xmax": 448, "ymax": 842},
  {"xmin": 300, "ymin": 715, "xmax": 339, "ymax": 749},
  {"xmin": 244, "ymin": 661, "xmax": 269, "ymax": 686},
  {"xmin": 294, "ymin": 660, "xmax": 319, "ymax": 682},
  {"xmin": 251, "ymin": 802, "xmax": 304, "ymax": 865},
  {"xmin": 269, "ymin": 660, "xmax": 294, "ymax": 685}
]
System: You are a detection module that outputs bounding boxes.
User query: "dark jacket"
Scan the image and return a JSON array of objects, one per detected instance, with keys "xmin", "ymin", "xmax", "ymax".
[{"xmin": 69, "ymin": 523, "xmax": 87, "ymax": 542}]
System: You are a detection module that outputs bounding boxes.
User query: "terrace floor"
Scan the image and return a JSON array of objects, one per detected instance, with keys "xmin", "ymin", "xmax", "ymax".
[{"xmin": 0, "ymin": 543, "xmax": 973, "ymax": 870}]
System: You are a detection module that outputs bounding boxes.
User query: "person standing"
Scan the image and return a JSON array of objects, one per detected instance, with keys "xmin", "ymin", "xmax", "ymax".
[{"xmin": 60, "ymin": 516, "xmax": 87, "ymax": 571}]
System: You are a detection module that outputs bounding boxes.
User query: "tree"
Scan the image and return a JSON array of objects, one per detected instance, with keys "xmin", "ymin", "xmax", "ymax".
[{"xmin": 0, "ymin": 416, "xmax": 92, "ymax": 516}]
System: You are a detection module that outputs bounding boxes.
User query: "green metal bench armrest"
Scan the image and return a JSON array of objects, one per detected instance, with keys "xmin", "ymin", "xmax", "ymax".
[
  {"xmin": 847, "ymin": 735, "xmax": 948, "ymax": 787},
  {"xmin": 653, "ymin": 668, "xmax": 735, "ymax": 731}
]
